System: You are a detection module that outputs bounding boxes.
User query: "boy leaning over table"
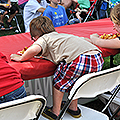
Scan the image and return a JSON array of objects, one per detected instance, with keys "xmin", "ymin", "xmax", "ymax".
[{"xmin": 10, "ymin": 16, "xmax": 104, "ymax": 120}]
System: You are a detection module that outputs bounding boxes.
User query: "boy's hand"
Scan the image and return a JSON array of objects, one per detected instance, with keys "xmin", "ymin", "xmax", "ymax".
[
  {"xmin": 10, "ymin": 54, "xmax": 22, "ymax": 61},
  {"xmin": 90, "ymin": 33, "xmax": 99, "ymax": 39},
  {"xmin": 89, "ymin": 34, "xmax": 100, "ymax": 45}
]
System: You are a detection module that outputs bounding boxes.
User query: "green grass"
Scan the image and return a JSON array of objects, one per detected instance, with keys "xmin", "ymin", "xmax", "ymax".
[{"xmin": 102, "ymin": 53, "xmax": 120, "ymax": 70}]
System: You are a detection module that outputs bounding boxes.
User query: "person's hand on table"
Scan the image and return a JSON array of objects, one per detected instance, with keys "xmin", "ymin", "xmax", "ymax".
[
  {"xmin": 84, "ymin": 33, "xmax": 99, "ymax": 44},
  {"xmin": 90, "ymin": 33, "xmax": 99, "ymax": 40},
  {"xmin": 10, "ymin": 54, "xmax": 22, "ymax": 61},
  {"xmin": 90, "ymin": 33, "xmax": 100, "ymax": 44}
]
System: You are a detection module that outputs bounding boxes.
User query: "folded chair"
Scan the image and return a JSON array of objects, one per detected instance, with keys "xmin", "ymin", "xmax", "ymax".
[
  {"xmin": 0, "ymin": 95, "xmax": 46, "ymax": 120},
  {"xmin": 40, "ymin": 65, "xmax": 120, "ymax": 120}
]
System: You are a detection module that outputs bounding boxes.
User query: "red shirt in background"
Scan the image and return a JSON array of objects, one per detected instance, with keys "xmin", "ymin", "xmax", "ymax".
[{"xmin": 0, "ymin": 52, "xmax": 24, "ymax": 97}]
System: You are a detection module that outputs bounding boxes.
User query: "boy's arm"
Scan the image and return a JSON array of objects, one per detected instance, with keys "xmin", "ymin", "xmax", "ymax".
[
  {"xmin": 90, "ymin": 34, "xmax": 120, "ymax": 49},
  {"xmin": 10, "ymin": 44, "xmax": 42, "ymax": 62}
]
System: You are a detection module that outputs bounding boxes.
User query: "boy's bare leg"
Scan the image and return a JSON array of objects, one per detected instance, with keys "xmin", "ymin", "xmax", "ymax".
[
  {"xmin": 52, "ymin": 86, "xmax": 64, "ymax": 116},
  {"xmin": 69, "ymin": 99, "xmax": 78, "ymax": 111},
  {"xmin": 52, "ymin": 86, "xmax": 78, "ymax": 116}
]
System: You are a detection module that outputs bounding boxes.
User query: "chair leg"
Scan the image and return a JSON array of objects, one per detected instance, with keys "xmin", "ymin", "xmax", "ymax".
[
  {"xmin": 110, "ymin": 107, "xmax": 120, "ymax": 120},
  {"xmin": 102, "ymin": 85, "xmax": 120, "ymax": 113},
  {"xmin": 110, "ymin": 55, "xmax": 114, "ymax": 68}
]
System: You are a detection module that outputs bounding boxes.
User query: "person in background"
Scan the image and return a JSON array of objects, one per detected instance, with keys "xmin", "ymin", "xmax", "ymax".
[
  {"xmin": 72, "ymin": 0, "xmax": 90, "ymax": 10},
  {"xmin": 18, "ymin": 0, "xmax": 28, "ymax": 9},
  {"xmin": 0, "ymin": 0, "xmax": 19, "ymax": 30},
  {"xmin": 23, "ymin": 0, "xmax": 48, "ymax": 32},
  {"xmin": 43, "ymin": 0, "xmax": 68, "ymax": 27},
  {"xmin": 60, "ymin": 0, "xmax": 72, "ymax": 9},
  {"xmin": 10, "ymin": 16, "xmax": 104, "ymax": 120},
  {"xmin": 71, "ymin": 0, "xmax": 90, "ymax": 22},
  {"xmin": 0, "ymin": 52, "xmax": 26, "ymax": 103}
]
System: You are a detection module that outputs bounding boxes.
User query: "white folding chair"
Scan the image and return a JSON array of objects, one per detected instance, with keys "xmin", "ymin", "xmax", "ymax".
[
  {"xmin": 0, "ymin": 95, "xmax": 46, "ymax": 120},
  {"xmin": 53, "ymin": 65, "xmax": 120, "ymax": 120},
  {"xmin": 100, "ymin": 85, "xmax": 120, "ymax": 120}
]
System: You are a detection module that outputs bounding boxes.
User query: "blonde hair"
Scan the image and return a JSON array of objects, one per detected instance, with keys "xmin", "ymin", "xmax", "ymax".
[
  {"xmin": 30, "ymin": 16, "xmax": 56, "ymax": 37},
  {"xmin": 110, "ymin": 3, "xmax": 120, "ymax": 25}
]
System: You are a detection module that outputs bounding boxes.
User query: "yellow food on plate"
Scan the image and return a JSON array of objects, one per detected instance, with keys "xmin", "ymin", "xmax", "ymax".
[{"xmin": 100, "ymin": 33, "xmax": 120, "ymax": 39}]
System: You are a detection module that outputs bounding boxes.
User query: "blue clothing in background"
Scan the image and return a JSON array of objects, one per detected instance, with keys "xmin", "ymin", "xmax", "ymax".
[{"xmin": 43, "ymin": 5, "xmax": 68, "ymax": 27}]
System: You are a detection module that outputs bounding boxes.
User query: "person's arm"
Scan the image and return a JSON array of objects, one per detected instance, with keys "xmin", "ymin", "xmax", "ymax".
[
  {"xmin": 37, "ymin": 7, "xmax": 46, "ymax": 13},
  {"xmin": 0, "ymin": 3, "xmax": 9, "ymax": 7},
  {"xmin": 0, "ymin": 3, "xmax": 5, "ymax": 6},
  {"xmin": 10, "ymin": 44, "xmax": 42, "ymax": 62},
  {"xmin": 89, "ymin": 34, "xmax": 120, "ymax": 49}
]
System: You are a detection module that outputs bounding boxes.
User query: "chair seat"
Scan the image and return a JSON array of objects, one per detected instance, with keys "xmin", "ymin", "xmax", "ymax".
[
  {"xmin": 39, "ymin": 104, "xmax": 109, "ymax": 120},
  {"xmin": 0, "ymin": 95, "xmax": 46, "ymax": 120}
]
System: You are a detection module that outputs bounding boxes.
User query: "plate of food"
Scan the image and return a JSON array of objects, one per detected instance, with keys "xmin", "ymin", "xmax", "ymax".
[{"xmin": 100, "ymin": 33, "xmax": 120, "ymax": 39}]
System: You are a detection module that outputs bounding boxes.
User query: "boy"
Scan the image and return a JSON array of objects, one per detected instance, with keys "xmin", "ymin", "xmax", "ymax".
[
  {"xmin": 43, "ymin": 0, "xmax": 68, "ymax": 27},
  {"xmin": 10, "ymin": 16, "xmax": 104, "ymax": 120}
]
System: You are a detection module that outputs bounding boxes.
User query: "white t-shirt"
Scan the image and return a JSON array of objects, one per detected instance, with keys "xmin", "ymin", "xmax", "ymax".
[{"xmin": 23, "ymin": 0, "xmax": 48, "ymax": 32}]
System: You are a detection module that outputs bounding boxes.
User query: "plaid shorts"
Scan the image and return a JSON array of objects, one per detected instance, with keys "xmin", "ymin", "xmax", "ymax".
[{"xmin": 53, "ymin": 53, "xmax": 104, "ymax": 92}]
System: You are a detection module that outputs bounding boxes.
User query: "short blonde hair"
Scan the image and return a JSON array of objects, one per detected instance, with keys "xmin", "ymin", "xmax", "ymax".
[
  {"xmin": 30, "ymin": 16, "xmax": 56, "ymax": 37},
  {"xmin": 110, "ymin": 3, "xmax": 120, "ymax": 25}
]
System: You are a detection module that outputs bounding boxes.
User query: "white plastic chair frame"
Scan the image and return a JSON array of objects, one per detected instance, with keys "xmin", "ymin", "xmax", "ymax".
[
  {"xmin": 0, "ymin": 95, "xmax": 46, "ymax": 120},
  {"xmin": 101, "ymin": 85, "xmax": 120, "ymax": 120},
  {"xmin": 56, "ymin": 65, "xmax": 120, "ymax": 120}
]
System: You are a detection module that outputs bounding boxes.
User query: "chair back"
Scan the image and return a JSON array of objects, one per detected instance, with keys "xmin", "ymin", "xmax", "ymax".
[
  {"xmin": 0, "ymin": 95, "xmax": 46, "ymax": 120},
  {"xmin": 69, "ymin": 65, "xmax": 120, "ymax": 100},
  {"xmin": 57, "ymin": 65, "xmax": 120, "ymax": 120}
]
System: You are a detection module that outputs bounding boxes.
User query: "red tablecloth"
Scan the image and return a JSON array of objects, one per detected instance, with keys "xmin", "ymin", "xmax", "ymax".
[
  {"xmin": 0, "ymin": 32, "xmax": 57, "ymax": 80},
  {"xmin": 56, "ymin": 18, "xmax": 120, "ymax": 57},
  {"xmin": 0, "ymin": 18, "xmax": 120, "ymax": 80}
]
